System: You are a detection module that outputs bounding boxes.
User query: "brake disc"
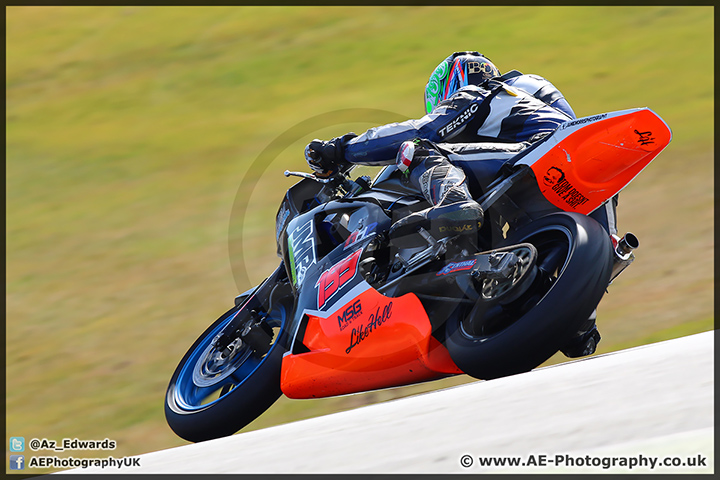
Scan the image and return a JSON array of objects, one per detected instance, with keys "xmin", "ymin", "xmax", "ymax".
[
  {"xmin": 480, "ymin": 244, "xmax": 537, "ymax": 303},
  {"xmin": 192, "ymin": 334, "xmax": 252, "ymax": 388}
]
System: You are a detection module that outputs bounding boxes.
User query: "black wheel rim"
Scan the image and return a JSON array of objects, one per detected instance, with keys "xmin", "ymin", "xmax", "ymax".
[{"xmin": 461, "ymin": 225, "xmax": 572, "ymax": 339}]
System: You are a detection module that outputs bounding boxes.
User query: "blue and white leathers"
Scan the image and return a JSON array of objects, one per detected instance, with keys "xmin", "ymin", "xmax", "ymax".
[{"xmin": 344, "ymin": 72, "xmax": 575, "ymax": 166}]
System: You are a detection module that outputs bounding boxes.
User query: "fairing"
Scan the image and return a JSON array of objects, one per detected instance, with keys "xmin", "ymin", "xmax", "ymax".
[
  {"xmin": 281, "ymin": 285, "xmax": 461, "ymax": 399},
  {"xmin": 277, "ymin": 191, "xmax": 460, "ymax": 399},
  {"xmin": 515, "ymin": 108, "xmax": 672, "ymax": 214}
]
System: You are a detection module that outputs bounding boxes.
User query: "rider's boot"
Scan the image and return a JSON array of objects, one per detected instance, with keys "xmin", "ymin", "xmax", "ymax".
[
  {"xmin": 560, "ymin": 309, "xmax": 601, "ymax": 358},
  {"xmin": 561, "ymin": 197, "xmax": 617, "ymax": 359},
  {"xmin": 564, "ymin": 193, "xmax": 617, "ymax": 358},
  {"xmin": 389, "ymin": 140, "xmax": 484, "ymax": 248}
]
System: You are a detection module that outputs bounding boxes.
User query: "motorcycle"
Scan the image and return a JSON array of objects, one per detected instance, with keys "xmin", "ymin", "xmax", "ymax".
[{"xmin": 165, "ymin": 108, "xmax": 671, "ymax": 442}]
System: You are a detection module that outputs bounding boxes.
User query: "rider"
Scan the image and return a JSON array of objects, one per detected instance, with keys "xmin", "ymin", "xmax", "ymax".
[
  {"xmin": 304, "ymin": 51, "xmax": 605, "ymax": 357},
  {"xmin": 305, "ymin": 51, "xmax": 579, "ymax": 240}
]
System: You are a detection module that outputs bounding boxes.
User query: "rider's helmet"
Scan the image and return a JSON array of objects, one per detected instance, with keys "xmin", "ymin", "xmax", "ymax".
[{"xmin": 424, "ymin": 51, "xmax": 500, "ymax": 114}]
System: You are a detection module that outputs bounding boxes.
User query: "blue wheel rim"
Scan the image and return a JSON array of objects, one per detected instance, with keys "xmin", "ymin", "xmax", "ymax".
[{"xmin": 171, "ymin": 303, "xmax": 287, "ymax": 412}]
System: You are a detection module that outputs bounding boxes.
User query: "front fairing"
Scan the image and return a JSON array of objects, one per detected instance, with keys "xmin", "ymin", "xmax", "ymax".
[
  {"xmin": 280, "ymin": 199, "xmax": 393, "ymax": 346},
  {"xmin": 278, "ymin": 193, "xmax": 463, "ymax": 399},
  {"xmin": 275, "ymin": 177, "xmax": 325, "ymax": 259}
]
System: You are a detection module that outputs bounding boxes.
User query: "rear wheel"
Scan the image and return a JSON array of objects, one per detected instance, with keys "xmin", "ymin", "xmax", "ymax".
[
  {"xmin": 165, "ymin": 292, "xmax": 292, "ymax": 442},
  {"xmin": 444, "ymin": 212, "xmax": 612, "ymax": 380}
]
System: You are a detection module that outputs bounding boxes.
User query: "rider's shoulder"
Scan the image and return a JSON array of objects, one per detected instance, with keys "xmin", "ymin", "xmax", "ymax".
[
  {"xmin": 458, "ymin": 84, "xmax": 485, "ymax": 94},
  {"xmin": 452, "ymin": 84, "xmax": 490, "ymax": 99},
  {"xmin": 434, "ymin": 85, "xmax": 486, "ymax": 111},
  {"xmin": 504, "ymin": 73, "xmax": 556, "ymax": 93}
]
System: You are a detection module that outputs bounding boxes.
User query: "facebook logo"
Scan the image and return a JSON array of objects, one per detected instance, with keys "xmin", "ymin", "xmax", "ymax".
[
  {"xmin": 10, "ymin": 455, "xmax": 25, "ymax": 470},
  {"xmin": 10, "ymin": 437, "xmax": 25, "ymax": 452}
]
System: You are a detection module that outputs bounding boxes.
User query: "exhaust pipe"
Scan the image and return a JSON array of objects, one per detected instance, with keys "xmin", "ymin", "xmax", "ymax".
[
  {"xmin": 617, "ymin": 232, "xmax": 639, "ymax": 256},
  {"xmin": 610, "ymin": 232, "xmax": 639, "ymax": 282}
]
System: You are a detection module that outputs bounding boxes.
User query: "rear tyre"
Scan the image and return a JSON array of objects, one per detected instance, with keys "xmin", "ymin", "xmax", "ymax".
[{"xmin": 444, "ymin": 212, "xmax": 612, "ymax": 380}]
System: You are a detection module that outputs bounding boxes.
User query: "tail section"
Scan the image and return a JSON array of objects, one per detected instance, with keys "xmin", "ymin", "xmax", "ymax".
[{"xmin": 515, "ymin": 108, "xmax": 672, "ymax": 214}]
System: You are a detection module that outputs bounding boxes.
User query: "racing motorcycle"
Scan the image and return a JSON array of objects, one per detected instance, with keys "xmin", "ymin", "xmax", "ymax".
[{"xmin": 165, "ymin": 108, "xmax": 671, "ymax": 442}]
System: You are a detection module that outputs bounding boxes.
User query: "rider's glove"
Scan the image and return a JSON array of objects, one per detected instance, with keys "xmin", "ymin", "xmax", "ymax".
[{"xmin": 304, "ymin": 133, "xmax": 357, "ymax": 178}]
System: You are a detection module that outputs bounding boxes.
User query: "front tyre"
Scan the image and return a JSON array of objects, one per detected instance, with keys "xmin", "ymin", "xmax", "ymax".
[
  {"xmin": 165, "ymin": 296, "xmax": 291, "ymax": 442},
  {"xmin": 445, "ymin": 212, "xmax": 612, "ymax": 380}
]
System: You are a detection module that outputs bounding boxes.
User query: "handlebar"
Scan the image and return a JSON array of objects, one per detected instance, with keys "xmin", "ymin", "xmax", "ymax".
[
  {"xmin": 283, "ymin": 169, "xmax": 371, "ymax": 199},
  {"xmin": 283, "ymin": 170, "xmax": 333, "ymax": 184}
]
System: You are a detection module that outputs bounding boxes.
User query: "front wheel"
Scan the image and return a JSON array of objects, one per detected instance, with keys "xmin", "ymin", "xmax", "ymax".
[
  {"xmin": 165, "ymin": 291, "xmax": 292, "ymax": 442},
  {"xmin": 444, "ymin": 212, "xmax": 613, "ymax": 380}
]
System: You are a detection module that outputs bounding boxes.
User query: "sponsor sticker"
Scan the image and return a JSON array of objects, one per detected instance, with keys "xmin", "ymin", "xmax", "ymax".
[
  {"xmin": 344, "ymin": 222, "xmax": 377, "ymax": 250},
  {"xmin": 437, "ymin": 259, "xmax": 477, "ymax": 276},
  {"xmin": 560, "ymin": 113, "xmax": 608, "ymax": 130},
  {"xmin": 346, "ymin": 302, "xmax": 393, "ymax": 354},
  {"xmin": 634, "ymin": 129, "xmax": 655, "ymax": 146},
  {"xmin": 337, "ymin": 299, "xmax": 362, "ymax": 331},
  {"xmin": 438, "ymin": 103, "xmax": 479, "ymax": 138},
  {"xmin": 276, "ymin": 204, "xmax": 290, "ymax": 241},
  {"xmin": 316, "ymin": 249, "xmax": 362, "ymax": 309},
  {"xmin": 288, "ymin": 220, "xmax": 316, "ymax": 285},
  {"xmin": 541, "ymin": 166, "xmax": 590, "ymax": 209}
]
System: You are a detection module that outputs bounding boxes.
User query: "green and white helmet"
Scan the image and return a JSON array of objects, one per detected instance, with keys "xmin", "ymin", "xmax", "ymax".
[{"xmin": 424, "ymin": 51, "xmax": 500, "ymax": 114}]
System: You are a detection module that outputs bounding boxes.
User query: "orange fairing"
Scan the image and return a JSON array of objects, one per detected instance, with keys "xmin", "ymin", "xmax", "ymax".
[
  {"xmin": 280, "ymin": 286, "xmax": 462, "ymax": 399},
  {"xmin": 516, "ymin": 108, "xmax": 672, "ymax": 215}
]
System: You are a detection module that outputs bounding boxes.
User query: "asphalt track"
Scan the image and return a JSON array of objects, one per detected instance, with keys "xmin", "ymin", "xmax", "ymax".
[{"xmin": 64, "ymin": 330, "xmax": 714, "ymax": 474}]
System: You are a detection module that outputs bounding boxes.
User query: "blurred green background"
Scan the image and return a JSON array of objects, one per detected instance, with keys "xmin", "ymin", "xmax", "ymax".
[{"xmin": 6, "ymin": 6, "xmax": 713, "ymax": 473}]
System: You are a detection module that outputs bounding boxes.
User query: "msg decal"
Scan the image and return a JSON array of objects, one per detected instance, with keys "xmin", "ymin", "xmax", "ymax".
[{"xmin": 337, "ymin": 299, "xmax": 362, "ymax": 331}]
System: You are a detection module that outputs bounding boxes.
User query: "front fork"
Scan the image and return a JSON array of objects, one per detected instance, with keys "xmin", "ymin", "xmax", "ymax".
[{"xmin": 217, "ymin": 263, "xmax": 292, "ymax": 354}]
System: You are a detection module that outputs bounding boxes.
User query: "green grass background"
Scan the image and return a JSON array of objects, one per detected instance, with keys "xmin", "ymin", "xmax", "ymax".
[{"xmin": 6, "ymin": 6, "xmax": 714, "ymax": 473}]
